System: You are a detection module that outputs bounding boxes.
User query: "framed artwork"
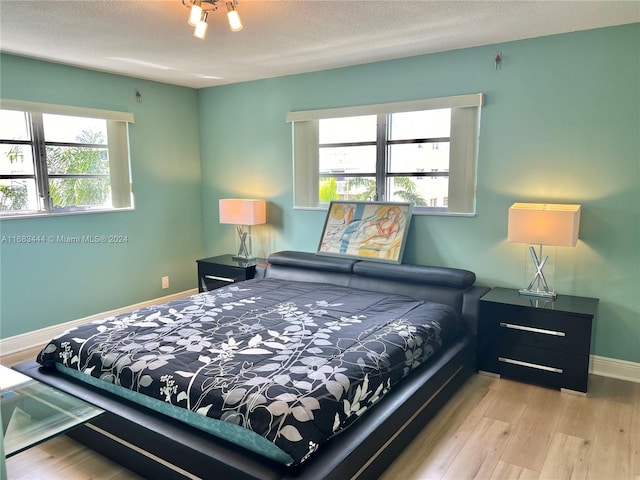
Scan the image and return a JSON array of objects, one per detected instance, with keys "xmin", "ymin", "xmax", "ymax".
[{"xmin": 317, "ymin": 201, "xmax": 413, "ymax": 263}]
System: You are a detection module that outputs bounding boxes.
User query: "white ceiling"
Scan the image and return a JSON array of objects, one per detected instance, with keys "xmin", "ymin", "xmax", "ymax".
[{"xmin": 1, "ymin": 1, "xmax": 639, "ymax": 89}]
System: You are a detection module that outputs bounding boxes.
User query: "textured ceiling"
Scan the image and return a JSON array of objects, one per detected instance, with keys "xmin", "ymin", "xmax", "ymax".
[{"xmin": 1, "ymin": 1, "xmax": 639, "ymax": 89}]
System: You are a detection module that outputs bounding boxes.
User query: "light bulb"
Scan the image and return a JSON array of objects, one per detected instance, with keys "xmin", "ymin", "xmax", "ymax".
[
  {"xmin": 194, "ymin": 12, "xmax": 209, "ymax": 39},
  {"xmin": 226, "ymin": 3, "xmax": 242, "ymax": 31},
  {"xmin": 188, "ymin": 1, "xmax": 203, "ymax": 26}
]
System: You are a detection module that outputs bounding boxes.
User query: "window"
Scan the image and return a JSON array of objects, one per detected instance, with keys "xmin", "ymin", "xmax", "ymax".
[
  {"xmin": 288, "ymin": 94, "xmax": 483, "ymax": 215},
  {"xmin": 0, "ymin": 100, "xmax": 134, "ymax": 217}
]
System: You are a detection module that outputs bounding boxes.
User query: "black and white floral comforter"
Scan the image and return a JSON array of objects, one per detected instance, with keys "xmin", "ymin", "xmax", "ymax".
[{"xmin": 38, "ymin": 278, "xmax": 463, "ymax": 465}]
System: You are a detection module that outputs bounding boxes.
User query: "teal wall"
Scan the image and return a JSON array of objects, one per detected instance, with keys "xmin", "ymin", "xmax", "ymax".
[
  {"xmin": 1, "ymin": 24, "xmax": 638, "ymax": 365},
  {"xmin": 199, "ymin": 24, "xmax": 640, "ymax": 363},
  {"xmin": 0, "ymin": 54, "xmax": 204, "ymax": 338}
]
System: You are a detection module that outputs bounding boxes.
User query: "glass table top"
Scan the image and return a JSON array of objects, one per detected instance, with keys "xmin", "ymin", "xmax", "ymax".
[{"xmin": 1, "ymin": 364, "xmax": 104, "ymax": 457}]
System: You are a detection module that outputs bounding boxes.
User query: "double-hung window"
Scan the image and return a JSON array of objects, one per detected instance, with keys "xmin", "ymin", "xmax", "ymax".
[
  {"xmin": 288, "ymin": 93, "xmax": 483, "ymax": 215},
  {"xmin": 0, "ymin": 100, "xmax": 134, "ymax": 217}
]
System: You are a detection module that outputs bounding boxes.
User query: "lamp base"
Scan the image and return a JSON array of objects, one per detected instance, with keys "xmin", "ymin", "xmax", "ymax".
[
  {"xmin": 520, "ymin": 244, "xmax": 557, "ymax": 300},
  {"xmin": 518, "ymin": 288, "xmax": 557, "ymax": 300},
  {"xmin": 235, "ymin": 225, "xmax": 254, "ymax": 260},
  {"xmin": 231, "ymin": 255, "xmax": 256, "ymax": 266}
]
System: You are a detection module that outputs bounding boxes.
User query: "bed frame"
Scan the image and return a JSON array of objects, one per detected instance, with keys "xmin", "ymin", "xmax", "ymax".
[{"xmin": 15, "ymin": 250, "xmax": 489, "ymax": 480}]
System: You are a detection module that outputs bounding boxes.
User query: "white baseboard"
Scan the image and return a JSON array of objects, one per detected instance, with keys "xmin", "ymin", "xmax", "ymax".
[
  {"xmin": 0, "ymin": 289, "xmax": 198, "ymax": 356},
  {"xmin": 590, "ymin": 355, "xmax": 640, "ymax": 383}
]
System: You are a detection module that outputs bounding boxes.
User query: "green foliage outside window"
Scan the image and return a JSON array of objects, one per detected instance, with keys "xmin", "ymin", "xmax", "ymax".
[
  {"xmin": 0, "ymin": 183, "xmax": 28, "ymax": 210},
  {"xmin": 390, "ymin": 177, "xmax": 427, "ymax": 206},
  {"xmin": 0, "ymin": 130, "xmax": 111, "ymax": 211},
  {"xmin": 319, "ymin": 177, "xmax": 339, "ymax": 203},
  {"xmin": 47, "ymin": 130, "xmax": 110, "ymax": 209},
  {"xmin": 0, "ymin": 145, "xmax": 28, "ymax": 210},
  {"xmin": 342, "ymin": 177, "xmax": 427, "ymax": 205}
]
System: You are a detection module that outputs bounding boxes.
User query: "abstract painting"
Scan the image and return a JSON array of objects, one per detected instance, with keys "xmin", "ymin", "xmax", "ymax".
[{"xmin": 317, "ymin": 201, "xmax": 413, "ymax": 263}]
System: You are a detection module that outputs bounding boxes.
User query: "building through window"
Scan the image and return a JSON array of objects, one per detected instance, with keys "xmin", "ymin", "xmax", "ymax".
[{"xmin": 288, "ymin": 93, "xmax": 483, "ymax": 215}]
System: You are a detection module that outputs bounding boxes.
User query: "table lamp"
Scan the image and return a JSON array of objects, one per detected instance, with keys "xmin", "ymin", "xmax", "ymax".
[
  {"xmin": 219, "ymin": 198, "xmax": 266, "ymax": 261},
  {"xmin": 507, "ymin": 203, "xmax": 581, "ymax": 299}
]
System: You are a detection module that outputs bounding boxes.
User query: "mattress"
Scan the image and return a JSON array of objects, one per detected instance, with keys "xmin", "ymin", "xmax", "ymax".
[{"xmin": 37, "ymin": 278, "xmax": 463, "ymax": 465}]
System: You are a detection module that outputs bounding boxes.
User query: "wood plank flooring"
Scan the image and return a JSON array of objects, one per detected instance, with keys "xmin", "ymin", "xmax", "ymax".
[
  {"xmin": 3, "ymin": 348, "xmax": 639, "ymax": 479},
  {"xmin": 380, "ymin": 373, "xmax": 640, "ymax": 480}
]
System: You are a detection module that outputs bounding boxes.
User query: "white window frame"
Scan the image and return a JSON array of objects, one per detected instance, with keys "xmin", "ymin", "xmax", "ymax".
[
  {"xmin": 287, "ymin": 93, "xmax": 483, "ymax": 215},
  {"xmin": 0, "ymin": 99, "xmax": 134, "ymax": 219}
]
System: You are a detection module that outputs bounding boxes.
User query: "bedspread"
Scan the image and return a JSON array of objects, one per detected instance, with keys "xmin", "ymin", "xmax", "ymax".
[{"xmin": 38, "ymin": 278, "xmax": 463, "ymax": 465}]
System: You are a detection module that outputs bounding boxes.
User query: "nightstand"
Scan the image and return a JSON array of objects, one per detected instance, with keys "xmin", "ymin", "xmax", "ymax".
[
  {"xmin": 478, "ymin": 287, "xmax": 598, "ymax": 394},
  {"xmin": 196, "ymin": 255, "xmax": 264, "ymax": 293}
]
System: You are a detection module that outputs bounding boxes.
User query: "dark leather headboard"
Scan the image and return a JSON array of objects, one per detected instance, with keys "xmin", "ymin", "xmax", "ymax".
[
  {"xmin": 257, "ymin": 251, "xmax": 488, "ymax": 336},
  {"xmin": 351, "ymin": 260, "xmax": 475, "ymax": 288}
]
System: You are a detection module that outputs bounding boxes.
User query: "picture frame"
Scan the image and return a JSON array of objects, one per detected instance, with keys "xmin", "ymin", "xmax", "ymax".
[{"xmin": 317, "ymin": 201, "xmax": 413, "ymax": 264}]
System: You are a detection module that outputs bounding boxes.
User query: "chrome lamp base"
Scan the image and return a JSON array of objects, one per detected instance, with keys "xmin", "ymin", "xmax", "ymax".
[
  {"xmin": 233, "ymin": 225, "xmax": 255, "ymax": 261},
  {"xmin": 518, "ymin": 245, "xmax": 557, "ymax": 299},
  {"xmin": 518, "ymin": 287, "xmax": 556, "ymax": 299}
]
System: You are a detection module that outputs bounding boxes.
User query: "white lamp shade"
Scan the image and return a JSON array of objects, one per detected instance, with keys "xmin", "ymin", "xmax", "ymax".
[
  {"xmin": 219, "ymin": 199, "xmax": 266, "ymax": 226},
  {"xmin": 508, "ymin": 203, "xmax": 581, "ymax": 247}
]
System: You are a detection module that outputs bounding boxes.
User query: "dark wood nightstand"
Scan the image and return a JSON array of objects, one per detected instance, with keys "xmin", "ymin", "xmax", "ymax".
[
  {"xmin": 196, "ymin": 255, "xmax": 264, "ymax": 293},
  {"xmin": 478, "ymin": 287, "xmax": 598, "ymax": 394}
]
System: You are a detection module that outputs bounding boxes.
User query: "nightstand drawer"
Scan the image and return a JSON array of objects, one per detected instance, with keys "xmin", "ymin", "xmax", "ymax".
[
  {"xmin": 483, "ymin": 342, "xmax": 589, "ymax": 392},
  {"xmin": 480, "ymin": 303, "xmax": 592, "ymax": 356},
  {"xmin": 199, "ymin": 272, "xmax": 245, "ymax": 291},
  {"xmin": 201, "ymin": 263, "xmax": 252, "ymax": 281}
]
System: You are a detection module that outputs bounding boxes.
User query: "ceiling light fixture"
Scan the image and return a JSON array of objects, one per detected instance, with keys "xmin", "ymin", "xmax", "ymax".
[{"xmin": 182, "ymin": 0, "xmax": 242, "ymax": 39}]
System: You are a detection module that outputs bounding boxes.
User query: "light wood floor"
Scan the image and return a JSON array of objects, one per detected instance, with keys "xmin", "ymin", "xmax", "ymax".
[{"xmin": 3, "ymin": 348, "xmax": 639, "ymax": 480}]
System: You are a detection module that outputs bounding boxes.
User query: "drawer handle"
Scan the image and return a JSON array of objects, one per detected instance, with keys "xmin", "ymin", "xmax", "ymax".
[
  {"xmin": 498, "ymin": 357, "xmax": 563, "ymax": 374},
  {"xmin": 499, "ymin": 322, "xmax": 566, "ymax": 337},
  {"xmin": 204, "ymin": 274, "xmax": 236, "ymax": 283}
]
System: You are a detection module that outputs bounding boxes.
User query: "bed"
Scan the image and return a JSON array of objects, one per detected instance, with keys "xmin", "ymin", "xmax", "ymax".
[{"xmin": 15, "ymin": 250, "xmax": 489, "ymax": 479}]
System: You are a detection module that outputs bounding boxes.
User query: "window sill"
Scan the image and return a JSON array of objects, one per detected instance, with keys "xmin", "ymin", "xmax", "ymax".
[{"xmin": 0, "ymin": 206, "xmax": 134, "ymax": 220}]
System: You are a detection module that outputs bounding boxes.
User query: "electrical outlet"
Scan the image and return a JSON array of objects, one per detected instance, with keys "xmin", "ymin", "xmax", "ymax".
[{"xmin": 162, "ymin": 276, "xmax": 169, "ymax": 289}]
